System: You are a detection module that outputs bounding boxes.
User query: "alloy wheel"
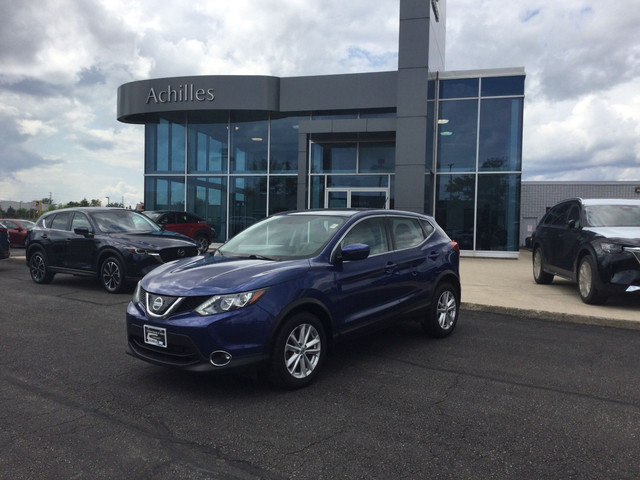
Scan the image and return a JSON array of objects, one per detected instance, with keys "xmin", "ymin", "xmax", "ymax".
[
  {"xmin": 30, "ymin": 254, "xmax": 46, "ymax": 282},
  {"xmin": 102, "ymin": 259, "xmax": 122, "ymax": 292},
  {"xmin": 578, "ymin": 259, "xmax": 593, "ymax": 298},
  {"xmin": 284, "ymin": 323, "xmax": 322, "ymax": 379},
  {"xmin": 436, "ymin": 289, "xmax": 457, "ymax": 330}
]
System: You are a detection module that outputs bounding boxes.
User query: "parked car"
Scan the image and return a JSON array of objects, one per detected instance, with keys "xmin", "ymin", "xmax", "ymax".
[
  {"xmin": 142, "ymin": 211, "xmax": 216, "ymax": 253},
  {"xmin": 125, "ymin": 209, "xmax": 461, "ymax": 388},
  {"xmin": 26, "ymin": 208, "xmax": 199, "ymax": 293},
  {"xmin": 0, "ymin": 222, "xmax": 9, "ymax": 260},
  {"xmin": 532, "ymin": 198, "xmax": 640, "ymax": 304},
  {"xmin": 2, "ymin": 218, "xmax": 35, "ymax": 247}
]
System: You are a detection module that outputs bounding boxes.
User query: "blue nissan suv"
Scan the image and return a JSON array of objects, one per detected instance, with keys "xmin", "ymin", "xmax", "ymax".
[{"xmin": 126, "ymin": 209, "xmax": 461, "ymax": 388}]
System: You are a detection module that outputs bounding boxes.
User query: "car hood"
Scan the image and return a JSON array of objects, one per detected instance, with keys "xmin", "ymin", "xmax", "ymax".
[
  {"xmin": 140, "ymin": 255, "xmax": 310, "ymax": 296},
  {"xmin": 109, "ymin": 231, "xmax": 196, "ymax": 249},
  {"xmin": 586, "ymin": 227, "xmax": 640, "ymax": 245}
]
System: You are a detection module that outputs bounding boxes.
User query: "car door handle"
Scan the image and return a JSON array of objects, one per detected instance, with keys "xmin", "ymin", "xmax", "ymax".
[
  {"xmin": 385, "ymin": 261, "xmax": 397, "ymax": 274},
  {"xmin": 428, "ymin": 252, "xmax": 439, "ymax": 261}
]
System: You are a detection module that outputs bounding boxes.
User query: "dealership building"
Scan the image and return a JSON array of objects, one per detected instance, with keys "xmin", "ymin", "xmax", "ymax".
[{"xmin": 117, "ymin": 0, "xmax": 525, "ymax": 257}]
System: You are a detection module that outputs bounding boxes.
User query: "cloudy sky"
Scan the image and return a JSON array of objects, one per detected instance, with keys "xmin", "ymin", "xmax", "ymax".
[{"xmin": 1, "ymin": 0, "xmax": 639, "ymax": 207}]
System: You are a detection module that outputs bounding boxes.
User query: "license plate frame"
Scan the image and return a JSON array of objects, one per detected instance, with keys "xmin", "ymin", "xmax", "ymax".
[{"xmin": 143, "ymin": 325, "xmax": 167, "ymax": 348}]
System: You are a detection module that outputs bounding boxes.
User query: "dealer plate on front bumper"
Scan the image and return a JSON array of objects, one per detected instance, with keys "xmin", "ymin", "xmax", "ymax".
[{"xmin": 144, "ymin": 325, "xmax": 167, "ymax": 348}]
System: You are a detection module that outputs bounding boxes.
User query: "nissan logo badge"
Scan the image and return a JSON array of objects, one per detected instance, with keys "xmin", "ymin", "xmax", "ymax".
[
  {"xmin": 177, "ymin": 248, "xmax": 185, "ymax": 258},
  {"xmin": 152, "ymin": 297, "xmax": 164, "ymax": 312}
]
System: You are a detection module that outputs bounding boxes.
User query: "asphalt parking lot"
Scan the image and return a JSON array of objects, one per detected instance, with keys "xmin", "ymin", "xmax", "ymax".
[{"xmin": 2, "ymin": 253, "xmax": 640, "ymax": 479}]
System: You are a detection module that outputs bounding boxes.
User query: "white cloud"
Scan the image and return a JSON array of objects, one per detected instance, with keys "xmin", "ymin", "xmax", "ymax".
[{"xmin": 0, "ymin": 0, "xmax": 639, "ymax": 205}]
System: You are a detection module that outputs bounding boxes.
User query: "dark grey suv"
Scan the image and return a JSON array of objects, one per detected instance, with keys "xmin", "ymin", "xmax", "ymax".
[
  {"xmin": 531, "ymin": 198, "xmax": 640, "ymax": 304},
  {"xmin": 26, "ymin": 208, "xmax": 199, "ymax": 293}
]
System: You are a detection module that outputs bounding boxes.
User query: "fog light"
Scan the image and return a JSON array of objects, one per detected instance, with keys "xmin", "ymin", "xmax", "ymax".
[{"xmin": 210, "ymin": 350, "xmax": 232, "ymax": 367}]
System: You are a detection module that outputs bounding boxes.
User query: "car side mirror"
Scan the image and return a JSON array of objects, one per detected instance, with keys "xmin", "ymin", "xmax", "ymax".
[
  {"xmin": 567, "ymin": 219, "xmax": 577, "ymax": 230},
  {"xmin": 335, "ymin": 243, "xmax": 370, "ymax": 263},
  {"xmin": 74, "ymin": 227, "xmax": 93, "ymax": 237}
]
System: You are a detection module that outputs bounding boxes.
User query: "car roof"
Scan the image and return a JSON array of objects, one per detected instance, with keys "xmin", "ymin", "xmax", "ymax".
[
  {"xmin": 275, "ymin": 208, "xmax": 431, "ymax": 219},
  {"xmin": 577, "ymin": 198, "xmax": 640, "ymax": 206},
  {"xmin": 42, "ymin": 207, "xmax": 138, "ymax": 215}
]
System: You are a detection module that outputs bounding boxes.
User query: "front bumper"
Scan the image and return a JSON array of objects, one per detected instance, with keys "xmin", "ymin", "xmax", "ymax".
[
  {"xmin": 125, "ymin": 300, "xmax": 272, "ymax": 373},
  {"xmin": 597, "ymin": 247, "xmax": 640, "ymax": 294}
]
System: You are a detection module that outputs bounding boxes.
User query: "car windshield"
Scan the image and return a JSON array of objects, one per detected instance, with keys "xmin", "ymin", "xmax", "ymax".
[
  {"xmin": 219, "ymin": 214, "xmax": 347, "ymax": 259},
  {"xmin": 91, "ymin": 211, "xmax": 161, "ymax": 233},
  {"xmin": 584, "ymin": 204, "xmax": 640, "ymax": 227},
  {"xmin": 143, "ymin": 212, "xmax": 162, "ymax": 221}
]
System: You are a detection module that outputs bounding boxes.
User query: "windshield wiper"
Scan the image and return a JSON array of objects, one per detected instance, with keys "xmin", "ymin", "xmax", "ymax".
[{"xmin": 248, "ymin": 254, "xmax": 275, "ymax": 261}]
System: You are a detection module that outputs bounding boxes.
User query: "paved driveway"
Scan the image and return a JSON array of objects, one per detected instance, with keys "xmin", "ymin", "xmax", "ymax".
[{"xmin": 2, "ymin": 257, "xmax": 640, "ymax": 479}]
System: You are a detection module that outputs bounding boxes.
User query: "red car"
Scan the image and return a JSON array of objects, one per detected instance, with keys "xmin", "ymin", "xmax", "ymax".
[
  {"xmin": 2, "ymin": 219, "xmax": 35, "ymax": 247},
  {"xmin": 142, "ymin": 211, "xmax": 216, "ymax": 253}
]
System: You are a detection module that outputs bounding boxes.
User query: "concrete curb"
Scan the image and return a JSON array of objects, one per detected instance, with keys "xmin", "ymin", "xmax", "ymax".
[{"xmin": 462, "ymin": 302, "xmax": 640, "ymax": 331}]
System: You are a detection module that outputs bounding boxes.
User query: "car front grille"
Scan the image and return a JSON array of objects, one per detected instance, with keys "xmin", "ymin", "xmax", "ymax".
[
  {"xmin": 626, "ymin": 247, "xmax": 640, "ymax": 265},
  {"xmin": 141, "ymin": 290, "xmax": 210, "ymax": 319},
  {"xmin": 160, "ymin": 246, "xmax": 199, "ymax": 263}
]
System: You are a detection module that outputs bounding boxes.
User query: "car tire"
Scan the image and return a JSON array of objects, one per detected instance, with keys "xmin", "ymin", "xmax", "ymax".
[
  {"xmin": 533, "ymin": 247, "xmax": 554, "ymax": 284},
  {"xmin": 100, "ymin": 256, "xmax": 125, "ymax": 293},
  {"xmin": 268, "ymin": 312, "xmax": 326, "ymax": 389},
  {"xmin": 422, "ymin": 282, "xmax": 459, "ymax": 338},
  {"xmin": 29, "ymin": 250, "xmax": 55, "ymax": 284},
  {"xmin": 194, "ymin": 234, "xmax": 210, "ymax": 254},
  {"xmin": 578, "ymin": 255, "xmax": 607, "ymax": 305}
]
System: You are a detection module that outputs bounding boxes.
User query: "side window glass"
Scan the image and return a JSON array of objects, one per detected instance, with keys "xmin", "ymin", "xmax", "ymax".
[
  {"xmin": 341, "ymin": 217, "xmax": 389, "ymax": 255},
  {"xmin": 391, "ymin": 217, "xmax": 426, "ymax": 250},
  {"xmin": 567, "ymin": 204, "xmax": 580, "ymax": 227},
  {"xmin": 50, "ymin": 212, "xmax": 71, "ymax": 230},
  {"xmin": 4, "ymin": 221, "xmax": 17, "ymax": 229},
  {"xmin": 420, "ymin": 220, "xmax": 435, "ymax": 237},
  {"xmin": 549, "ymin": 203, "xmax": 571, "ymax": 226},
  {"xmin": 71, "ymin": 213, "xmax": 93, "ymax": 232}
]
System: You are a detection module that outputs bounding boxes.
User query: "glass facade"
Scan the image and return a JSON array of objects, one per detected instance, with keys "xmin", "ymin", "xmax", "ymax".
[
  {"xmin": 142, "ymin": 74, "xmax": 524, "ymax": 253},
  {"xmin": 433, "ymin": 75, "xmax": 524, "ymax": 253},
  {"xmin": 309, "ymin": 139, "xmax": 395, "ymax": 210},
  {"xmin": 146, "ymin": 113, "xmax": 299, "ymax": 239}
]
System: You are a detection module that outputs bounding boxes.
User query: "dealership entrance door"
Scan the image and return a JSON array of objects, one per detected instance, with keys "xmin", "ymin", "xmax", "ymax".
[{"xmin": 326, "ymin": 188, "xmax": 389, "ymax": 209}]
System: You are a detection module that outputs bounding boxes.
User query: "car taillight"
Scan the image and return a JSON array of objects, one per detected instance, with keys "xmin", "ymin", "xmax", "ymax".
[{"xmin": 450, "ymin": 240, "xmax": 460, "ymax": 254}]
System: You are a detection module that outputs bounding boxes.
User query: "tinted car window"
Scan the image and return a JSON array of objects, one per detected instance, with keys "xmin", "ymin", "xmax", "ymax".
[
  {"xmin": 544, "ymin": 202, "xmax": 572, "ymax": 226},
  {"xmin": 567, "ymin": 204, "xmax": 581, "ymax": 227},
  {"xmin": 390, "ymin": 217, "xmax": 425, "ymax": 249},
  {"xmin": 50, "ymin": 212, "xmax": 72, "ymax": 230},
  {"xmin": 341, "ymin": 217, "xmax": 389, "ymax": 255},
  {"xmin": 71, "ymin": 212, "xmax": 93, "ymax": 232},
  {"xmin": 421, "ymin": 219, "xmax": 435, "ymax": 237}
]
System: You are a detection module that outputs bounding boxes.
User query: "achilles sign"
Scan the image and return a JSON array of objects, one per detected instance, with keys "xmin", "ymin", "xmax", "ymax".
[{"xmin": 146, "ymin": 83, "xmax": 215, "ymax": 104}]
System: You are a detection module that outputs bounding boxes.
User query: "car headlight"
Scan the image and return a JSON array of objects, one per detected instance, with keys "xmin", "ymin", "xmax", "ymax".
[
  {"xmin": 132, "ymin": 281, "xmax": 143, "ymax": 303},
  {"xmin": 126, "ymin": 247, "xmax": 151, "ymax": 255},
  {"xmin": 600, "ymin": 242, "xmax": 623, "ymax": 254},
  {"xmin": 195, "ymin": 288, "xmax": 267, "ymax": 316}
]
